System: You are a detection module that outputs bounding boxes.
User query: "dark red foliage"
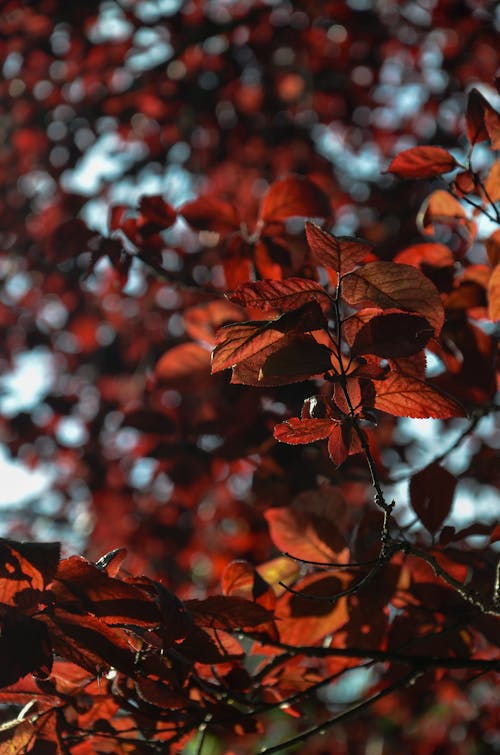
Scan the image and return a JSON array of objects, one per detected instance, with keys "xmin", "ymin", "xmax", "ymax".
[{"xmin": 0, "ymin": 1, "xmax": 499, "ymax": 754}]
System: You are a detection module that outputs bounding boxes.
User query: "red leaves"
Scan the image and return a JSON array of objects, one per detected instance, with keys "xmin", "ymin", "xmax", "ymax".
[
  {"xmin": 387, "ymin": 146, "xmax": 457, "ymax": 179},
  {"xmin": 259, "ymin": 176, "xmax": 331, "ymax": 223},
  {"xmin": 342, "ymin": 261, "xmax": 445, "ymax": 334},
  {"xmin": 0, "ymin": 539, "xmax": 60, "ymax": 608},
  {"xmin": 409, "ymin": 463, "xmax": 457, "ymax": 533},
  {"xmin": 487, "ymin": 264, "xmax": 500, "ymax": 321}
]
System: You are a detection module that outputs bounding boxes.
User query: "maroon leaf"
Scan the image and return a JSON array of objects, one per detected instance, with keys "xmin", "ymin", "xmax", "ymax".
[
  {"xmin": 387, "ymin": 146, "xmax": 457, "ymax": 179},
  {"xmin": 139, "ymin": 195, "xmax": 176, "ymax": 229},
  {"xmin": 185, "ymin": 596, "xmax": 274, "ymax": 631},
  {"xmin": 260, "ymin": 176, "xmax": 330, "ymax": 223},
  {"xmin": 305, "ymin": 222, "xmax": 373, "ymax": 274},
  {"xmin": 264, "ymin": 506, "xmax": 346, "ymax": 563},
  {"xmin": 351, "ymin": 312, "xmax": 434, "ymax": 358},
  {"xmin": 410, "ymin": 463, "xmax": 457, "ymax": 533},
  {"xmin": 180, "ymin": 196, "xmax": 240, "ymax": 233},
  {"xmin": 48, "ymin": 219, "xmax": 95, "ymax": 261}
]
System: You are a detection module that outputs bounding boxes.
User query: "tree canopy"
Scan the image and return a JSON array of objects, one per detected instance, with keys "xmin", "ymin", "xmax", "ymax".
[{"xmin": 0, "ymin": 1, "xmax": 499, "ymax": 753}]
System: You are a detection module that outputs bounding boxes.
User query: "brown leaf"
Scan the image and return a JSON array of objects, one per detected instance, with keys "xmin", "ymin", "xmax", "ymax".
[
  {"xmin": 180, "ymin": 196, "xmax": 240, "ymax": 233},
  {"xmin": 264, "ymin": 506, "xmax": 346, "ymax": 563},
  {"xmin": 466, "ymin": 88, "xmax": 490, "ymax": 145},
  {"xmin": 156, "ymin": 342, "xmax": 211, "ymax": 382}
]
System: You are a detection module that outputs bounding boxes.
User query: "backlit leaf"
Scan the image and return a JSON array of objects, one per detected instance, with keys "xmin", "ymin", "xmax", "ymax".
[
  {"xmin": 341, "ymin": 261, "xmax": 444, "ymax": 334},
  {"xmin": 273, "ymin": 417, "xmax": 334, "ymax": 444},
  {"xmin": 264, "ymin": 506, "xmax": 346, "ymax": 563},
  {"xmin": 156, "ymin": 342, "xmax": 211, "ymax": 381},
  {"xmin": 227, "ymin": 277, "xmax": 328, "ymax": 311},
  {"xmin": 372, "ymin": 372, "xmax": 465, "ymax": 418},
  {"xmin": 305, "ymin": 222, "xmax": 373, "ymax": 274},
  {"xmin": 387, "ymin": 146, "xmax": 457, "ymax": 179},
  {"xmin": 466, "ymin": 88, "xmax": 490, "ymax": 144}
]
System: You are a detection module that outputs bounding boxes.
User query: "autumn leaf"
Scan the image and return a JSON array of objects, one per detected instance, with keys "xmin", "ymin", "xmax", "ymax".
[
  {"xmin": 387, "ymin": 146, "xmax": 457, "ymax": 179},
  {"xmin": 372, "ymin": 372, "xmax": 465, "ymax": 418},
  {"xmin": 259, "ymin": 176, "xmax": 331, "ymax": 222},
  {"xmin": 156, "ymin": 342, "xmax": 211, "ymax": 381},
  {"xmin": 273, "ymin": 417, "xmax": 334, "ymax": 444},
  {"xmin": 485, "ymin": 160, "xmax": 500, "ymax": 203},
  {"xmin": 180, "ymin": 196, "xmax": 240, "ymax": 233},
  {"xmin": 341, "ymin": 261, "xmax": 444, "ymax": 334}
]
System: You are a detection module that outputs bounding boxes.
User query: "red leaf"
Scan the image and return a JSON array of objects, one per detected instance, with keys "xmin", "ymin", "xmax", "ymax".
[
  {"xmin": 387, "ymin": 146, "xmax": 457, "ymax": 179},
  {"xmin": 222, "ymin": 560, "xmax": 276, "ymax": 611},
  {"xmin": 487, "ymin": 264, "xmax": 500, "ymax": 321},
  {"xmin": 211, "ymin": 302, "xmax": 326, "ymax": 373},
  {"xmin": 409, "ymin": 463, "xmax": 457, "ymax": 533},
  {"xmin": 351, "ymin": 312, "xmax": 434, "ymax": 358},
  {"xmin": 264, "ymin": 505, "xmax": 346, "ymax": 563},
  {"xmin": 305, "ymin": 222, "xmax": 373, "ymax": 274},
  {"xmin": 274, "ymin": 417, "xmax": 334, "ymax": 444},
  {"xmin": 484, "ymin": 101, "xmax": 500, "ymax": 149},
  {"xmin": 342, "ymin": 261, "xmax": 444, "ymax": 334},
  {"xmin": 156, "ymin": 342, "xmax": 211, "ymax": 381},
  {"xmin": 180, "ymin": 196, "xmax": 240, "ymax": 233},
  {"xmin": 259, "ymin": 176, "xmax": 330, "ymax": 223},
  {"xmin": 327, "ymin": 422, "xmax": 362, "ymax": 466},
  {"xmin": 485, "ymin": 160, "xmax": 500, "ymax": 204},
  {"xmin": 184, "ymin": 300, "xmax": 246, "ymax": 344},
  {"xmin": 372, "ymin": 373, "xmax": 465, "ymax": 418},
  {"xmin": 393, "ymin": 243, "xmax": 454, "ymax": 269},
  {"xmin": 227, "ymin": 277, "xmax": 328, "ymax": 311},
  {"xmin": 258, "ymin": 336, "xmax": 333, "ymax": 383}
]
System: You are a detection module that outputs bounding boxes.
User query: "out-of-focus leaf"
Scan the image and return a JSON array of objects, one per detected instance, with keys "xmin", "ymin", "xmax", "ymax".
[
  {"xmin": 487, "ymin": 264, "xmax": 500, "ymax": 321},
  {"xmin": 260, "ymin": 176, "xmax": 330, "ymax": 222},
  {"xmin": 387, "ymin": 146, "xmax": 457, "ymax": 179}
]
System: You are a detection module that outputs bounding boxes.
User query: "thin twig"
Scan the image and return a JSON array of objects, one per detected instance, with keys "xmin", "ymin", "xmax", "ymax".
[{"xmin": 258, "ymin": 671, "xmax": 421, "ymax": 754}]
